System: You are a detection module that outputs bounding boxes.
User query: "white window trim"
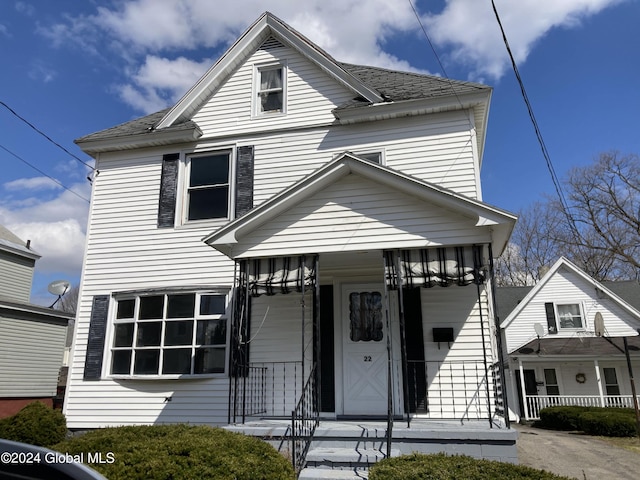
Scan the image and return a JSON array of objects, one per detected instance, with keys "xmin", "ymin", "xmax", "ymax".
[
  {"xmin": 555, "ymin": 302, "xmax": 585, "ymax": 331},
  {"xmin": 252, "ymin": 62, "xmax": 287, "ymax": 118},
  {"xmin": 177, "ymin": 148, "xmax": 236, "ymax": 227},
  {"xmin": 107, "ymin": 290, "xmax": 231, "ymax": 380}
]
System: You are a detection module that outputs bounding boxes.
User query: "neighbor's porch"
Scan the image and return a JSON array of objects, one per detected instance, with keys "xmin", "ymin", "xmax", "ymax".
[{"xmin": 509, "ymin": 336, "xmax": 640, "ymax": 420}]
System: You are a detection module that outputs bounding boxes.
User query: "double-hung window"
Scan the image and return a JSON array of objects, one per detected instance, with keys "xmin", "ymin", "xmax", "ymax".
[
  {"xmin": 111, "ymin": 292, "xmax": 228, "ymax": 377},
  {"xmin": 256, "ymin": 65, "xmax": 285, "ymax": 114},
  {"xmin": 186, "ymin": 151, "xmax": 231, "ymax": 221},
  {"xmin": 556, "ymin": 303, "xmax": 584, "ymax": 330}
]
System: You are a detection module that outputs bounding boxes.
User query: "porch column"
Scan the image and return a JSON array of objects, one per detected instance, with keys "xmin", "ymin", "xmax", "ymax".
[
  {"xmin": 518, "ymin": 359, "xmax": 529, "ymax": 420},
  {"xmin": 594, "ymin": 360, "xmax": 605, "ymax": 407},
  {"xmin": 393, "ymin": 251, "xmax": 411, "ymax": 427}
]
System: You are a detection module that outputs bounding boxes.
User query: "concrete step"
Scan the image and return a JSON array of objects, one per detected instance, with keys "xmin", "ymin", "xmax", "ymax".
[
  {"xmin": 305, "ymin": 446, "xmax": 400, "ymax": 468},
  {"xmin": 298, "ymin": 467, "xmax": 369, "ymax": 479}
]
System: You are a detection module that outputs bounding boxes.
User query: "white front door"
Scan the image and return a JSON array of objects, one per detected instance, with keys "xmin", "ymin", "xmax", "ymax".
[{"xmin": 342, "ymin": 284, "xmax": 389, "ymax": 415}]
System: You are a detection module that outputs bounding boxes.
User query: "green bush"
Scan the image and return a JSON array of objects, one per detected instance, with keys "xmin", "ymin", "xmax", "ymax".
[
  {"xmin": 369, "ymin": 453, "xmax": 572, "ymax": 480},
  {"xmin": 578, "ymin": 411, "xmax": 637, "ymax": 437},
  {"xmin": 0, "ymin": 401, "xmax": 67, "ymax": 447},
  {"xmin": 537, "ymin": 406, "xmax": 638, "ymax": 437},
  {"xmin": 537, "ymin": 406, "xmax": 599, "ymax": 430},
  {"xmin": 53, "ymin": 424, "xmax": 295, "ymax": 480}
]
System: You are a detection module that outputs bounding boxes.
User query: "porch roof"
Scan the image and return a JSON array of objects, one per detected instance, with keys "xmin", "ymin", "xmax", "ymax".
[
  {"xmin": 203, "ymin": 153, "xmax": 516, "ymax": 259},
  {"xmin": 514, "ymin": 335, "xmax": 640, "ymax": 357}
]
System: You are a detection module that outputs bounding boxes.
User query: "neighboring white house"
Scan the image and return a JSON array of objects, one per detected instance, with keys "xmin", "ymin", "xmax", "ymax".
[
  {"xmin": 64, "ymin": 11, "xmax": 516, "ymax": 441},
  {"xmin": 499, "ymin": 257, "xmax": 640, "ymax": 421},
  {"xmin": 0, "ymin": 225, "xmax": 73, "ymax": 418}
]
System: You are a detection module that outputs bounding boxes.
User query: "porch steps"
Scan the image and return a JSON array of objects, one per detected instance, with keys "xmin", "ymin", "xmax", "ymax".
[{"xmin": 299, "ymin": 447, "xmax": 400, "ymax": 479}]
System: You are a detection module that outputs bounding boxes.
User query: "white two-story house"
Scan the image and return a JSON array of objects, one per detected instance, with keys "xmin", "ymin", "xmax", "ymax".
[{"xmin": 64, "ymin": 12, "xmax": 517, "ymax": 452}]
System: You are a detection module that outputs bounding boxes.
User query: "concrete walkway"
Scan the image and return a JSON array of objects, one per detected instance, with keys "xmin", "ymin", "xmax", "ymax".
[{"xmin": 514, "ymin": 424, "xmax": 640, "ymax": 480}]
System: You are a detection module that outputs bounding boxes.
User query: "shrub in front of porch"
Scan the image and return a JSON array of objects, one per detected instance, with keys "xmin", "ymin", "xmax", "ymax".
[
  {"xmin": 537, "ymin": 406, "xmax": 599, "ymax": 430},
  {"xmin": 52, "ymin": 424, "xmax": 295, "ymax": 479},
  {"xmin": 368, "ymin": 453, "xmax": 572, "ymax": 480}
]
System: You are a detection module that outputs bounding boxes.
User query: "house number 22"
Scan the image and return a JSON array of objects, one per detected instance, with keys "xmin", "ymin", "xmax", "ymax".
[{"xmin": 364, "ymin": 356, "xmax": 372, "ymax": 362}]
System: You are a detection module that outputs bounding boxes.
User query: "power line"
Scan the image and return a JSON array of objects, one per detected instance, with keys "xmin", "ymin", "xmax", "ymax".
[
  {"xmin": 490, "ymin": 0, "xmax": 583, "ymax": 243},
  {"xmin": 0, "ymin": 143, "xmax": 90, "ymax": 203},
  {"xmin": 0, "ymin": 100, "xmax": 95, "ymax": 171}
]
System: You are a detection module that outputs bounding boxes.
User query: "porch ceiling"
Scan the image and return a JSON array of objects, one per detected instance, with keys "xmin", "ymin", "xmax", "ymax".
[
  {"xmin": 203, "ymin": 153, "xmax": 516, "ymax": 259},
  {"xmin": 513, "ymin": 335, "xmax": 640, "ymax": 357}
]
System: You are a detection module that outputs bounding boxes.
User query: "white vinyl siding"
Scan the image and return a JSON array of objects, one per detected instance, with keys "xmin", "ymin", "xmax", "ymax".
[
  {"xmin": 419, "ymin": 286, "xmax": 494, "ymax": 418},
  {"xmin": 0, "ymin": 251, "xmax": 35, "ymax": 303},
  {"xmin": 504, "ymin": 266, "xmax": 640, "ymax": 353},
  {"xmin": 232, "ymin": 173, "xmax": 490, "ymax": 258},
  {"xmin": 0, "ymin": 317, "xmax": 67, "ymax": 397},
  {"xmin": 193, "ymin": 44, "xmax": 354, "ymax": 135}
]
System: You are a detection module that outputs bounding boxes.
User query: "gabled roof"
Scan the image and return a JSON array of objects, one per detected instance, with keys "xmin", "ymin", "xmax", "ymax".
[
  {"xmin": 203, "ymin": 152, "xmax": 516, "ymax": 258},
  {"xmin": 75, "ymin": 12, "xmax": 492, "ymax": 158},
  {"xmin": 0, "ymin": 224, "xmax": 40, "ymax": 260},
  {"xmin": 499, "ymin": 257, "xmax": 640, "ymax": 329}
]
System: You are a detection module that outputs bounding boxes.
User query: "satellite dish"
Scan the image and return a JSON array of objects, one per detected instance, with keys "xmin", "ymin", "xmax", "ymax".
[
  {"xmin": 48, "ymin": 280, "xmax": 70, "ymax": 308},
  {"xmin": 594, "ymin": 312, "xmax": 605, "ymax": 337},
  {"xmin": 48, "ymin": 280, "xmax": 71, "ymax": 297},
  {"xmin": 534, "ymin": 323, "xmax": 545, "ymax": 338}
]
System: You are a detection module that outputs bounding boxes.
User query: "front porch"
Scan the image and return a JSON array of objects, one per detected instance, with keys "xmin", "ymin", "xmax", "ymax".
[{"xmin": 225, "ymin": 418, "xmax": 518, "ymax": 478}]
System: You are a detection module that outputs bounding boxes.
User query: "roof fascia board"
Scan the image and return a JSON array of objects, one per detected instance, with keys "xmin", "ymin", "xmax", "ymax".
[
  {"xmin": 0, "ymin": 243, "xmax": 40, "ymax": 261},
  {"xmin": 204, "ymin": 154, "xmax": 516, "ymax": 256},
  {"xmin": 333, "ymin": 90, "xmax": 490, "ymax": 124},
  {"xmin": 158, "ymin": 13, "xmax": 382, "ymax": 130},
  {"xmin": 76, "ymin": 126, "xmax": 203, "ymax": 156}
]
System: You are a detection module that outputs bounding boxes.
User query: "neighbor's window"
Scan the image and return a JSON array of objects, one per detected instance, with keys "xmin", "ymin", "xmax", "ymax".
[
  {"xmin": 603, "ymin": 367, "xmax": 620, "ymax": 396},
  {"xmin": 111, "ymin": 292, "xmax": 228, "ymax": 376},
  {"xmin": 543, "ymin": 369, "xmax": 560, "ymax": 396},
  {"xmin": 556, "ymin": 304, "xmax": 583, "ymax": 329},
  {"xmin": 257, "ymin": 65, "xmax": 284, "ymax": 114},
  {"xmin": 186, "ymin": 151, "xmax": 231, "ymax": 221}
]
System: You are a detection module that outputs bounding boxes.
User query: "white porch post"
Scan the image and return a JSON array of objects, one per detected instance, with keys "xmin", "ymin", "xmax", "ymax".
[
  {"xmin": 595, "ymin": 360, "xmax": 605, "ymax": 407},
  {"xmin": 518, "ymin": 358, "xmax": 529, "ymax": 420}
]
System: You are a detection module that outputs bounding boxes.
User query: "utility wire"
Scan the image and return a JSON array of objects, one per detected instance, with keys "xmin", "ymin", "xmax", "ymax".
[
  {"xmin": 0, "ymin": 100, "xmax": 95, "ymax": 171},
  {"xmin": 490, "ymin": 0, "xmax": 583, "ymax": 243},
  {"xmin": 0, "ymin": 143, "xmax": 90, "ymax": 203}
]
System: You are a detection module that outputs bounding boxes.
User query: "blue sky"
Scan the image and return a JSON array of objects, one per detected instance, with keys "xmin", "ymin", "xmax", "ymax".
[{"xmin": 1, "ymin": 0, "xmax": 638, "ymax": 305}]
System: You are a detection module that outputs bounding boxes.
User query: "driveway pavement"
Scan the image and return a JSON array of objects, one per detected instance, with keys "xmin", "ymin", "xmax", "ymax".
[{"xmin": 514, "ymin": 423, "xmax": 640, "ymax": 480}]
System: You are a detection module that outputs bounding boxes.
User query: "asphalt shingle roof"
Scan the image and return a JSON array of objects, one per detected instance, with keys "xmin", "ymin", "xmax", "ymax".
[{"xmin": 75, "ymin": 63, "xmax": 489, "ymax": 145}]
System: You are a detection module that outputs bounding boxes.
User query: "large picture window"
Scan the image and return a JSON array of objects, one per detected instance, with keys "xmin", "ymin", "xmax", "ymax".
[
  {"xmin": 186, "ymin": 152, "xmax": 231, "ymax": 221},
  {"xmin": 111, "ymin": 292, "xmax": 228, "ymax": 376}
]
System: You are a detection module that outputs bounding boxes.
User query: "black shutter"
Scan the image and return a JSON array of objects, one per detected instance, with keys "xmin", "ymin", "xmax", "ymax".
[
  {"xmin": 404, "ymin": 287, "xmax": 427, "ymax": 412},
  {"xmin": 545, "ymin": 302, "xmax": 558, "ymax": 334},
  {"xmin": 157, "ymin": 153, "xmax": 179, "ymax": 228},
  {"xmin": 317, "ymin": 285, "xmax": 335, "ymax": 412},
  {"xmin": 84, "ymin": 295, "xmax": 110, "ymax": 380},
  {"xmin": 235, "ymin": 146, "xmax": 254, "ymax": 218}
]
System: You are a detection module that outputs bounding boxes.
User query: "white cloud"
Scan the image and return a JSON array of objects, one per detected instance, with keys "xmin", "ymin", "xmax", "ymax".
[
  {"xmin": 4, "ymin": 176, "xmax": 62, "ymax": 191},
  {"xmin": 40, "ymin": 0, "xmax": 625, "ymax": 106},
  {"xmin": 0, "ymin": 182, "xmax": 90, "ymax": 276},
  {"xmin": 424, "ymin": 0, "xmax": 624, "ymax": 80}
]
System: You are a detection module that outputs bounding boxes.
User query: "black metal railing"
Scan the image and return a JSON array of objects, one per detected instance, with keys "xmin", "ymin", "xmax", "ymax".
[
  {"xmin": 406, "ymin": 359, "xmax": 498, "ymax": 421},
  {"xmin": 230, "ymin": 361, "xmax": 302, "ymax": 423},
  {"xmin": 291, "ymin": 364, "xmax": 318, "ymax": 475}
]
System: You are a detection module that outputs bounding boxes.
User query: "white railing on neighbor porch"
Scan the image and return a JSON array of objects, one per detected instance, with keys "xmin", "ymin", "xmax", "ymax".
[{"xmin": 524, "ymin": 395, "xmax": 638, "ymax": 420}]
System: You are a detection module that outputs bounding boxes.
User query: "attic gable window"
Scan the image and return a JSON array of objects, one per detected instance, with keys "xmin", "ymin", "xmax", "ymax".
[
  {"xmin": 256, "ymin": 64, "xmax": 285, "ymax": 115},
  {"xmin": 556, "ymin": 303, "xmax": 584, "ymax": 330}
]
